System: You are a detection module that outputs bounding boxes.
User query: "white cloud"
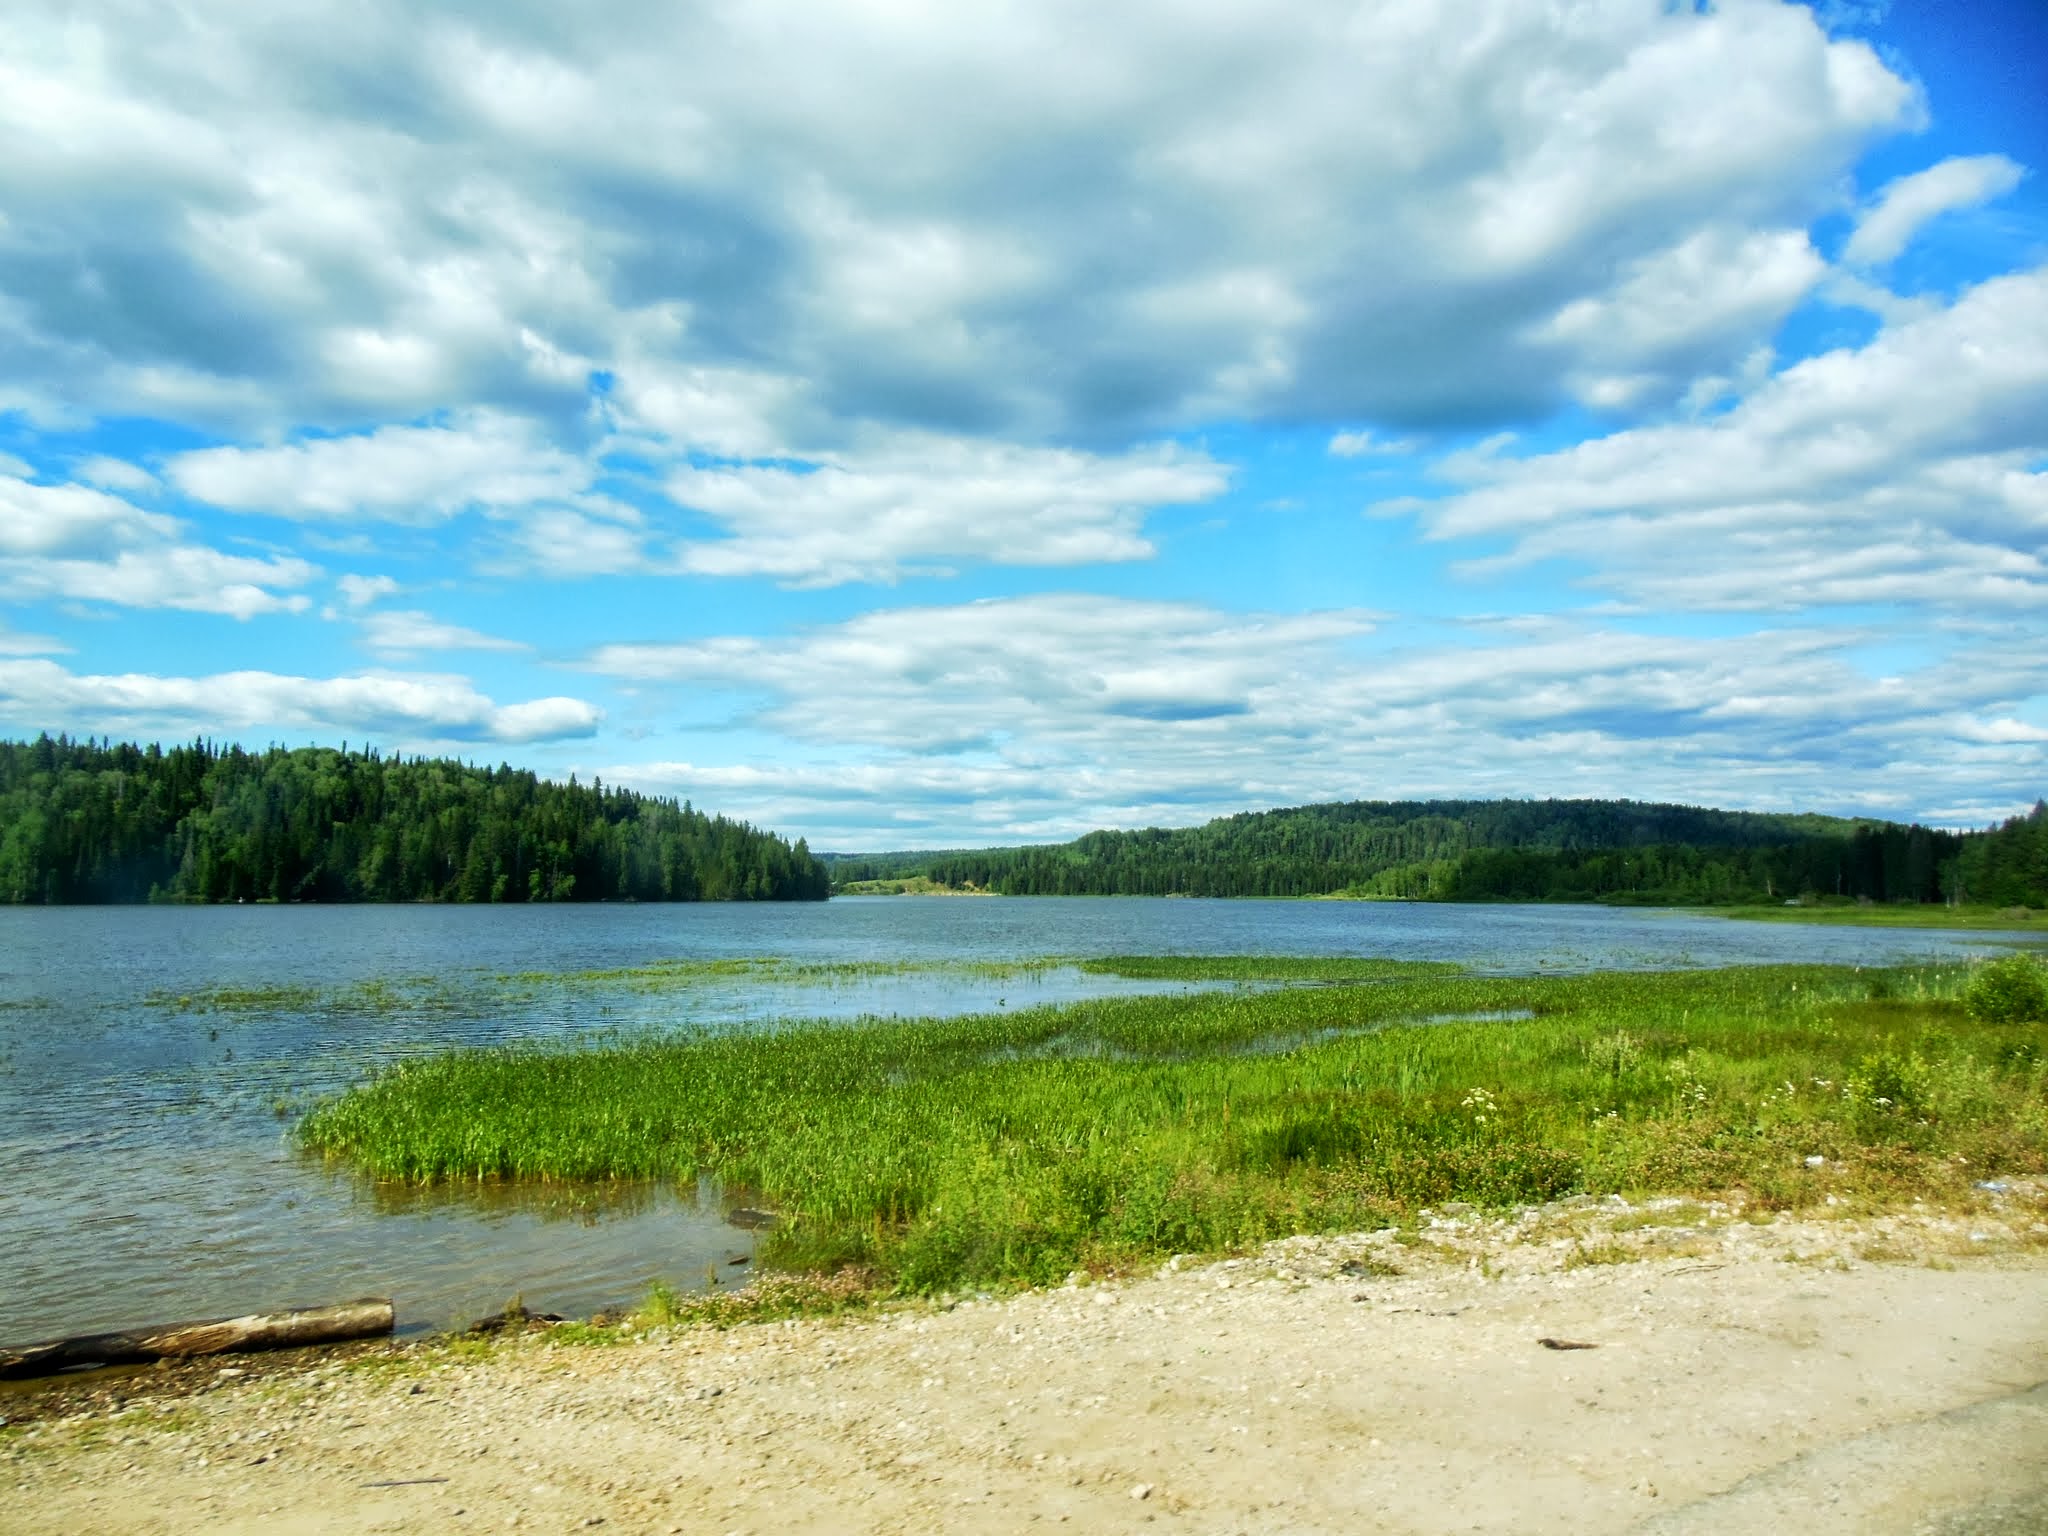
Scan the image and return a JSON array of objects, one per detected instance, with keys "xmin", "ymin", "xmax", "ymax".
[
  {"xmin": 587, "ymin": 597, "xmax": 2046, "ymax": 843},
  {"xmin": 73, "ymin": 455, "xmax": 160, "ymax": 494},
  {"xmin": 1843, "ymin": 154, "xmax": 2027, "ymax": 267},
  {"xmin": 359, "ymin": 608, "xmax": 529, "ymax": 657},
  {"xmin": 0, "ymin": 623, "xmax": 68, "ymax": 657},
  {"xmin": 492, "ymin": 505, "xmax": 648, "ymax": 578},
  {"xmin": 0, "ymin": 1, "xmax": 1915, "ymax": 437},
  {"xmin": 666, "ymin": 437, "xmax": 1229, "ymax": 586},
  {"xmin": 1413, "ymin": 264, "xmax": 2048, "ymax": 611},
  {"xmin": 336, "ymin": 573, "xmax": 401, "ymax": 609},
  {"xmin": 0, "ymin": 470, "xmax": 316, "ymax": 617},
  {"xmin": 0, "ymin": 475, "xmax": 179, "ymax": 557},
  {"xmin": 165, "ymin": 412, "xmax": 591, "ymax": 523},
  {"xmin": 1328, "ymin": 429, "xmax": 1411, "ymax": 458},
  {"xmin": 0, "ymin": 659, "xmax": 601, "ymax": 743},
  {"xmin": 607, "ymin": 360, "xmax": 803, "ymax": 462},
  {"xmin": 1536, "ymin": 227, "xmax": 1826, "ymax": 409},
  {"xmin": 587, "ymin": 593, "xmax": 1372, "ymax": 746}
]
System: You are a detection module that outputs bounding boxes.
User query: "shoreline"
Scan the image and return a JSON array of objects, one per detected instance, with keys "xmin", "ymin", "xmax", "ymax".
[{"xmin": 8, "ymin": 1189, "xmax": 2046, "ymax": 1534}]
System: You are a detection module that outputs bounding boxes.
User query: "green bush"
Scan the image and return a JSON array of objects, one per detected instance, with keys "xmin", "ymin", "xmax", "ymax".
[{"xmin": 1964, "ymin": 954, "xmax": 2048, "ymax": 1024}]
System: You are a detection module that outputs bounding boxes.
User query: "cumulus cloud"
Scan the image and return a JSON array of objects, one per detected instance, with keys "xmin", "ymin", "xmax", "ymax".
[
  {"xmin": 1843, "ymin": 154, "xmax": 2027, "ymax": 267},
  {"xmin": 586, "ymin": 594, "xmax": 1374, "ymax": 748},
  {"xmin": 73, "ymin": 455, "xmax": 160, "ymax": 494},
  {"xmin": 165, "ymin": 411, "xmax": 591, "ymax": 522},
  {"xmin": 666, "ymin": 438, "xmax": 1229, "ymax": 586},
  {"xmin": 0, "ymin": 623, "xmax": 68, "ymax": 657},
  {"xmin": 0, "ymin": 659, "xmax": 601, "ymax": 743},
  {"xmin": 1411, "ymin": 264, "xmax": 2048, "ymax": 611},
  {"xmin": 335, "ymin": 573, "xmax": 401, "ymax": 608},
  {"xmin": 359, "ymin": 608, "xmax": 529, "ymax": 657},
  {"xmin": 1535, "ymin": 227, "xmax": 1826, "ymax": 409},
  {"xmin": 1, "ymin": 0, "xmax": 1915, "ymax": 439},
  {"xmin": 1328, "ymin": 430, "xmax": 1411, "ymax": 458},
  {"xmin": 0, "ymin": 470, "xmax": 316, "ymax": 617},
  {"xmin": 587, "ymin": 597, "xmax": 2047, "ymax": 843}
]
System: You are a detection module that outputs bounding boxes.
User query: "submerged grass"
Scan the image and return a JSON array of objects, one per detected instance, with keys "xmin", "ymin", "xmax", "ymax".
[
  {"xmin": 298, "ymin": 957, "xmax": 2048, "ymax": 1294},
  {"xmin": 511, "ymin": 955, "xmax": 1058, "ymax": 990}
]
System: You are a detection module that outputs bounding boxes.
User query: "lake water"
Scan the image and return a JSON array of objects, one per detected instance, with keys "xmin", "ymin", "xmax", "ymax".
[{"xmin": 0, "ymin": 897, "xmax": 2030, "ymax": 1345}]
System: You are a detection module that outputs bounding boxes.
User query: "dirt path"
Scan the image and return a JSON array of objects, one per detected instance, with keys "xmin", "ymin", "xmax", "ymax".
[{"xmin": 8, "ymin": 1191, "xmax": 2048, "ymax": 1535}]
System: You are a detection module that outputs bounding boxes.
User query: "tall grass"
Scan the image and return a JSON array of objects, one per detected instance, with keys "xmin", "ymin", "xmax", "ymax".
[{"xmin": 298, "ymin": 959, "xmax": 2047, "ymax": 1292}]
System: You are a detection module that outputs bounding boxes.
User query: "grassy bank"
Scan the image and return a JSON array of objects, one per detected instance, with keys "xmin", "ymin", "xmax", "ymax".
[
  {"xmin": 298, "ymin": 957, "xmax": 2047, "ymax": 1294},
  {"xmin": 1709, "ymin": 903, "xmax": 2043, "ymax": 931}
]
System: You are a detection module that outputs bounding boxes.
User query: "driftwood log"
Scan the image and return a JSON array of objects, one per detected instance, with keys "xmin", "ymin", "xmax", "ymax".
[{"xmin": 0, "ymin": 1298, "xmax": 394, "ymax": 1380}]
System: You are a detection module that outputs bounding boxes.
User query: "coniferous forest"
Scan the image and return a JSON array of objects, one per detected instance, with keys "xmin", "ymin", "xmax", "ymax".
[
  {"xmin": 0, "ymin": 735, "xmax": 830, "ymax": 904},
  {"xmin": 6, "ymin": 733, "xmax": 2041, "ymax": 910},
  {"xmin": 827, "ymin": 797, "xmax": 2048, "ymax": 908}
]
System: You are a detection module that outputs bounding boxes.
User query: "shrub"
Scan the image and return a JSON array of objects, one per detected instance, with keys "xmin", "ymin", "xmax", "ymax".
[{"xmin": 1964, "ymin": 954, "xmax": 2048, "ymax": 1024}]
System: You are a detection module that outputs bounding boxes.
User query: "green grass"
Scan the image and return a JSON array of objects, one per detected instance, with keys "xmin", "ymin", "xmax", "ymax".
[
  {"xmin": 298, "ymin": 957, "xmax": 2048, "ymax": 1295},
  {"xmin": 1710, "ymin": 903, "xmax": 2044, "ymax": 931},
  {"xmin": 1078, "ymin": 955, "xmax": 1461, "ymax": 982}
]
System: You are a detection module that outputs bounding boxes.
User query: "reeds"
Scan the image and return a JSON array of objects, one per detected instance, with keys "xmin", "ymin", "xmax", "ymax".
[{"xmin": 297, "ymin": 958, "xmax": 2046, "ymax": 1291}]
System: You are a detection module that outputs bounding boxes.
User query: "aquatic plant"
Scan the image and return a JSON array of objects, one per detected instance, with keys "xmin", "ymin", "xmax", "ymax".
[{"xmin": 298, "ymin": 959, "xmax": 2044, "ymax": 1294}]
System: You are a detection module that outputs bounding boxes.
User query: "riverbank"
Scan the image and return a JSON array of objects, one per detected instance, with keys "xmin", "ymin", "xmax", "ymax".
[{"xmin": 8, "ymin": 1189, "xmax": 2046, "ymax": 1535}]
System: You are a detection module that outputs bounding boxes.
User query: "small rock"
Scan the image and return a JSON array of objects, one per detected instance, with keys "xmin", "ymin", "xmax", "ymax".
[{"xmin": 1131, "ymin": 1483, "xmax": 1153, "ymax": 1501}]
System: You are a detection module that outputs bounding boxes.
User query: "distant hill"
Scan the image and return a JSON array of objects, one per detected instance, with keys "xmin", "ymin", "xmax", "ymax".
[
  {"xmin": 822, "ymin": 795, "xmax": 2036, "ymax": 906},
  {"xmin": 0, "ymin": 735, "xmax": 829, "ymax": 904}
]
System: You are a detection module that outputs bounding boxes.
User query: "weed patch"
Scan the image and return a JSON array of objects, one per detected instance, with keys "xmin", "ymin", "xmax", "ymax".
[{"xmin": 297, "ymin": 959, "xmax": 2040, "ymax": 1295}]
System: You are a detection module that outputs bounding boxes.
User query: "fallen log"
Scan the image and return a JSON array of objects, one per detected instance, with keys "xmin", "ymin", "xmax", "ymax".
[{"xmin": 0, "ymin": 1298, "xmax": 394, "ymax": 1380}]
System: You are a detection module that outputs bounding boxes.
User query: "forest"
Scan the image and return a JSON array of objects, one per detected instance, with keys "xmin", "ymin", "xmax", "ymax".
[
  {"xmin": 827, "ymin": 796, "xmax": 2048, "ymax": 908},
  {"xmin": 0, "ymin": 735, "xmax": 830, "ymax": 904}
]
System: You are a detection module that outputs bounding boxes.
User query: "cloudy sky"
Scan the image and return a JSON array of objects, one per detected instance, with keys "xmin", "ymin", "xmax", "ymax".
[{"xmin": 2, "ymin": 0, "xmax": 2044, "ymax": 847}]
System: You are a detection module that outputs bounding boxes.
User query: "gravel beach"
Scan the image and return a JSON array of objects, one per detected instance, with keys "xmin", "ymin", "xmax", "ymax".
[{"xmin": 8, "ymin": 1189, "xmax": 2046, "ymax": 1535}]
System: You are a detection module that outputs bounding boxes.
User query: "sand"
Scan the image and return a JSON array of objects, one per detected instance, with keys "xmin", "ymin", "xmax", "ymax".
[{"xmin": 7, "ymin": 1188, "xmax": 2047, "ymax": 1535}]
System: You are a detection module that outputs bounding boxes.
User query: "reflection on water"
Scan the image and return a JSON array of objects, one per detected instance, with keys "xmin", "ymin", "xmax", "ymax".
[
  {"xmin": 0, "ymin": 898, "xmax": 2027, "ymax": 1342},
  {"xmin": 359, "ymin": 1172, "xmax": 724, "ymax": 1226}
]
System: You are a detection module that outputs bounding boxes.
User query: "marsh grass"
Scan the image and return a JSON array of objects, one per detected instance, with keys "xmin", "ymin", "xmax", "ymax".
[
  {"xmin": 512, "ymin": 955, "xmax": 1061, "ymax": 991},
  {"xmin": 297, "ymin": 959, "xmax": 2048, "ymax": 1294},
  {"xmin": 1079, "ymin": 955, "xmax": 1460, "ymax": 982},
  {"xmin": 148, "ymin": 975, "xmax": 477, "ymax": 1016}
]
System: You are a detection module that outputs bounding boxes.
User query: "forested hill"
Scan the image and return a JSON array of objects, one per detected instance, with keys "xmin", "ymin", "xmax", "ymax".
[
  {"xmin": 825, "ymin": 796, "xmax": 2046, "ymax": 907},
  {"xmin": 0, "ymin": 735, "xmax": 830, "ymax": 904}
]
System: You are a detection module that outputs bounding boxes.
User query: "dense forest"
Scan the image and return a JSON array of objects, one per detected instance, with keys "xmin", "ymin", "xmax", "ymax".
[
  {"xmin": 0, "ymin": 735, "xmax": 830, "ymax": 904},
  {"xmin": 827, "ymin": 796, "xmax": 2048, "ymax": 908}
]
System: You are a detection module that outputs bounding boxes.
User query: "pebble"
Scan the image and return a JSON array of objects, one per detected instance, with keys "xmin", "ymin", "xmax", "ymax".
[{"xmin": 1131, "ymin": 1483, "xmax": 1153, "ymax": 1501}]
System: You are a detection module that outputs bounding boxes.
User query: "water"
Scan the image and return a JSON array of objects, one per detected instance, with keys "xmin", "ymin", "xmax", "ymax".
[{"xmin": 0, "ymin": 897, "xmax": 2028, "ymax": 1344}]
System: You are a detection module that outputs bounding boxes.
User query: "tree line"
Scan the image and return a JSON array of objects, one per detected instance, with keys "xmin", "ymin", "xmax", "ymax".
[
  {"xmin": 827, "ymin": 795, "xmax": 2048, "ymax": 907},
  {"xmin": 0, "ymin": 735, "xmax": 830, "ymax": 904}
]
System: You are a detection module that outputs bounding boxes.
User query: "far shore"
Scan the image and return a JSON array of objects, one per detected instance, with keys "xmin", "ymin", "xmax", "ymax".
[{"xmin": 833, "ymin": 882, "xmax": 2042, "ymax": 933}]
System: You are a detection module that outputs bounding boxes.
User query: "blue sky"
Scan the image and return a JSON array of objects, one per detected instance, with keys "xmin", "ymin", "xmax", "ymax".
[{"xmin": 1, "ymin": 0, "xmax": 2043, "ymax": 847}]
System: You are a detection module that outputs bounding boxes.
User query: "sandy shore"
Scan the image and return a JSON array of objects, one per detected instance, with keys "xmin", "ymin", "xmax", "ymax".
[{"xmin": 8, "ymin": 1189, "xmax": 2047, "ymax": 1535}]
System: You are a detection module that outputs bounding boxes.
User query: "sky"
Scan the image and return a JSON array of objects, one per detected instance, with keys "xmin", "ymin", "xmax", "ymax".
[{"xmin": 1, "ymin": 0, "xmax": 2044, "ymax": 849}]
